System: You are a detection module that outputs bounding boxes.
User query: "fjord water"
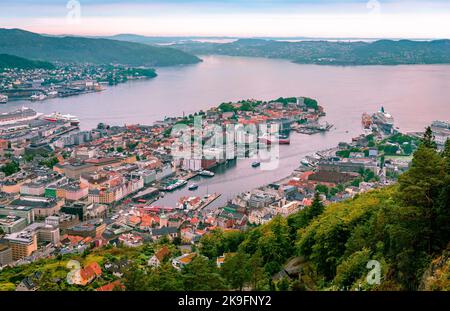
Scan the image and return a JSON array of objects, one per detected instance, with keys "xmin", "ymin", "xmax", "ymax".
[{"xmin": 2, "ymin": 56, "xmax": 449, "ymax": 207}]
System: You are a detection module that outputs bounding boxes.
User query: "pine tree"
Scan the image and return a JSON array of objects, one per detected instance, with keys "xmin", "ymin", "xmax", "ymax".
[
  {"xmin": 397, "ymin": 141, "xmax": 446, "ymax": 253},
  {"xmin": 307, "ymin": 192, "xmax": 325, "ymax": 220},
  {"xmin": 421, "ymin": 126, "xmax": 437, "ymax": 149}
]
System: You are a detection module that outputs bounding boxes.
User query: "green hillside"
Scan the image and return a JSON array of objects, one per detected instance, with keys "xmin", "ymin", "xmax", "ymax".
[
  {"xmin": 0, "ymin": 28, "xmax": 201, "ymax": 67},
  {"xmin": 0, "ymin": 54, "xmax": 55, "ymax": 70}
]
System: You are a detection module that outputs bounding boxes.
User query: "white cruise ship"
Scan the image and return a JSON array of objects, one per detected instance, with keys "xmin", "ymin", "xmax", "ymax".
[{"xmin": 0, "ymin": 107, "xmax": 42, "ymax": 125}]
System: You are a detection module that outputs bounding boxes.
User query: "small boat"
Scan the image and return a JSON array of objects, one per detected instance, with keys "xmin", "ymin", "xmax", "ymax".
[
  {"xmin": 300, "ymin": 158, "xmax": 311, "ymax": 167},
  {"xmin": 0, "ymin": 94, "xmax": 8, "ymax": 104},
  {"xmin": 30, "ymin": 93, "xmax": 47, "ymax": 101},
  {"xmin": 251, "ymin": 162, "xmax": 261, "ymax": 168},
  {"xmin": 188, "ymin": 184, "xmax": 199, "ymax": 191},
  {"xmin": 47, "ymin": 90, "xmax": 58, "ymax": 98},
  {"xmin": 278, "ymin": 134, "xmax": 291, "ymax": 145},
  {"xmin": 198, "ymin": 170, "xmax": 215, "ymax": 177}
]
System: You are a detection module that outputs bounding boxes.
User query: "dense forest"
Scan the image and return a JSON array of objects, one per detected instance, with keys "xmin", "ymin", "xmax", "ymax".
[
  {"xmin": 0, "ymin": 130, "xmax": 448, "ymax": 291},
  {"xmin": 0, "ymin": 54, "xmax": 55, "ymax": 70}
]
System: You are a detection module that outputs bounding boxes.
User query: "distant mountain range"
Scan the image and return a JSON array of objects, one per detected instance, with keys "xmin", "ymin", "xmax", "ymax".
[
  {"xmin": 0, "ymin": 28, "xmax": 201, "ymax": 67},
  {"xmin": 0, "ymin": 54, "xmax": 55, "ymax": 70},
  {"xmin": 172, "ymin": 38, "xmax": 450, "ymax": 65},
  {"xmin": 98, "ymin": 34, "xmax": 237, "ymax": 45}
]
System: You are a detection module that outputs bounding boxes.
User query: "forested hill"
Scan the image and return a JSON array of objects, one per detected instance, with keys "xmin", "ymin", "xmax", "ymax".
[
  {"xmin": 0, "ymin": 28, "xmax": 201, "ymax": 67},
  {"xmin": 172, "ymin": 39, "xmax": 450, "ymax": 65},
  {"xmin": 0, "ymin": 54, "xmax": 55, "ymax": 70}
]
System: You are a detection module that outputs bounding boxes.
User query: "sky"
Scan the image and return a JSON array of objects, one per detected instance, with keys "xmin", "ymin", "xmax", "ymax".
[{"xmin": 0, "ymin": 0, "xmax": 450, "ymax": 38}]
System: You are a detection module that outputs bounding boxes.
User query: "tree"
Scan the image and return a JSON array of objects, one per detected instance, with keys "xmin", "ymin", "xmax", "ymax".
[
  {"xmin": 421, "ymin": 126, "xmax": 437, "ymax": 149},
  {"xmin": 240, "ymin": 101, "xmax": 253, "ymax": 111},
  {"xmin": 315, "ymin": 184, "xmax": 329, "ymax": 197},
  {"xmin": 257, "ymin": 216, "xmax": 293, "ymax": 270},
  {"xmin": 181, "ymin": 256, "xmax": 226, "ymax": 290},
  {"xmin": 148, "ymin": 263, "xmax": 184, "ymax": 290},
  {"xmin": 122, "ymin": 264, "xmax": 148, "ymax": 290},
  {"xmin": 276, "ymin": 277, "xmax": 291, "ymax": 291},
  {"xmin": 218, "ymin": 102, "xmax": 235, "ymax": 113},
  {"xmin": 305, "ymin": 192, "xmax": 325, "ymax": 221},
  {"xmin": 199, "ymin": 229, "xmax": 224, "ymax": 259},
  {"xmin": 221, "ymin": 252, "xmax": 251, "ymax": 290},
  {"xmin": 248, "ymin": 251, "xmax": 267, "ymax": 290},
  {"xmin": 397, "ymin": 141, "xmax": 446, "ymax": 253},
  {"xmin": 1, "ymin": 161, "xmax": 20, "ymax": 176}
]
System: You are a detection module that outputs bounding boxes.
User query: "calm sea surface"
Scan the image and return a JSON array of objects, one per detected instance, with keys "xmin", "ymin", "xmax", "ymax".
[{"xmin": 2, "ymin": 56, "xmax": 449, "ymax": 208}]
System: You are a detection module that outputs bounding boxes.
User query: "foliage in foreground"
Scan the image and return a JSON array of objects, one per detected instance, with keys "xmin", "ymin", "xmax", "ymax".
[{"xmin": 1, "ymin": 136, "xmax": 448, "ymax": 291}]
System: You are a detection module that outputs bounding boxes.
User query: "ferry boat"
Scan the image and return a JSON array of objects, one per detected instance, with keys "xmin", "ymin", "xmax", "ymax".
[
  {"xmin": 0, "ymin": 107, "xmax": 42, "ymax": 125},
  {"xmin": 0, "ymin": 94, "xmax": 8, "ymax": 104},
  {"xmin": 164, "ymin": 179, "xmax": 187, "ymax": 191},
  {"xmin": 198, "ymin": 170, "xmax": 215, "ymax": 177},
  {"xmin": 44, "ymin": 112, "xmax": 80, "ymax": 126},
  {"xmin": 251, "ymin": 161, "xmax": 261, "ymax": 168},
  {"xmin": 188, "ymin": 183, "xmax": 199, "ymax": 191}
]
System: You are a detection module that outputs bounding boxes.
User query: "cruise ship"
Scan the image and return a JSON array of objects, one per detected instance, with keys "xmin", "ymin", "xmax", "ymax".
[
  {"xmin": 0, "ymin": 94, "xmax": 8, "ymax": 104},
  {"xmin": 0, "ymin": 107, "xmax": 43, "ymax": 125},
  {"xmin": 44, "ymin": 112, "xmax": 80, "ymax": 126}
]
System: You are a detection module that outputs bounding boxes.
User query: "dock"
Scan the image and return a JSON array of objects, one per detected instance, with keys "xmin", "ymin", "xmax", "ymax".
[{"xmin": 196, "ymin": 193, "xmax": 222, "ymax": 211}]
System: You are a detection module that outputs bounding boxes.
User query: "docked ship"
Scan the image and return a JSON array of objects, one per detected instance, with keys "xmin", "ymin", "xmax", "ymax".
[
  {"xmin": 198, "ymin": 170, "xmax": 215, "ymax": 177},
  {"xmin": 30, "ymin": 93, "xmax": 47, "ymax": 101},
  {"xmin": 0, "ymin": 94, "xmax": 8, "ymax": 104},
  {"xmin": 0, "ymin": 107, "xmax": 42, "ymax": 125},
  {"xmin": 164, "ymin": 179, "xmax": 188, "ymax": 191},
  {"xmin": 44, "ymin": 112, "xmax": 80, "ymax": 126},
  {"xmin": 371, "ymin": 106, "xmax": 394, "ymax": 134}
]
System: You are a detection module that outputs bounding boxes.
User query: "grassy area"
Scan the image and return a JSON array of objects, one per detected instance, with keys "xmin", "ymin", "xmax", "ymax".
[{"xmin": 385, "ymin": 155, "xmax": 413, "ymax": 161}]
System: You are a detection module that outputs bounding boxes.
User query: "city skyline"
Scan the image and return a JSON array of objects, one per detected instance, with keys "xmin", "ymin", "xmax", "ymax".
[{"xmin": 1, "ymin": 0, "xmax": 450, "ymax": 39}]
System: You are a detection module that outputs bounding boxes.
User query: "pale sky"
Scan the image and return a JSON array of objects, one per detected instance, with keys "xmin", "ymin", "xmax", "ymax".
[{"xmin": 1, "ymin": 0, "xmax": 449, "ymax": 38}]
